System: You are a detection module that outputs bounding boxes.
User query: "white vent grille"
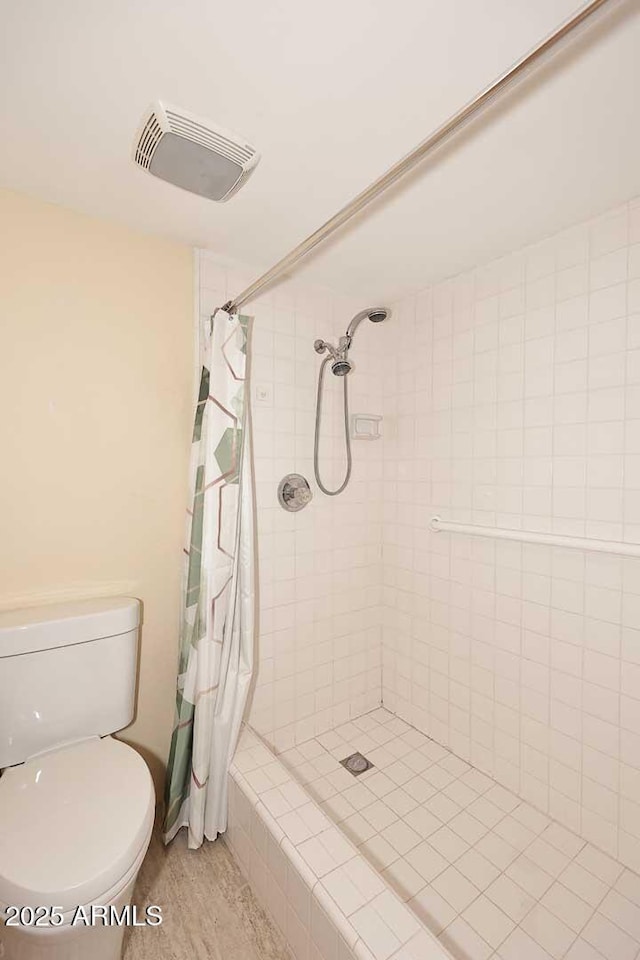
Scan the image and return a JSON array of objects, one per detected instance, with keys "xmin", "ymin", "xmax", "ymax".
[
  {"xmin": 134, "ymin": 113, "xmax": 163, "ymax": 169},
  {"xmin": 226, "ymin": 164, "xmax": 254, "ymax": 200},
  {"xmin": 165, "ymin": 109, "xmax": 255, "ymax": 166},
  {"xmin": 132, "ymin": 101, "xmax": 260, "ymax": 201}
]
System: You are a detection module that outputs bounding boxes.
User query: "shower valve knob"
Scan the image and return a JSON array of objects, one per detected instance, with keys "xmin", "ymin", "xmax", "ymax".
[{"xmin": 277, "ymin": 474, "xmax": 313, "ymax": 512}]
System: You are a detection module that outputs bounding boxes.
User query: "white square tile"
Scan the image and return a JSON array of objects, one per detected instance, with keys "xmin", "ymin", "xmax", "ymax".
[
  {"xmin": 343, "ymin": 812, "xmax": 378, "ymax": 845},
  {"xmin": 424, "ymin": 792, "xmax": 462, "ymax": 823},
  {"xmin": 521, "ymin": 903, "xmax": 576, "ymax": 959},
  {"xmin": 404, "ymin": 840, "xmax": 450, "ymax": 883},
  {"xmin": 540, "ymin": 822, "xmax": 585, "ymax": 858},
  {"xmin": 423, "ymin": 765, "xmax": 458, "ymax": 791},
  {"xmin": 310, "ymin": 898, "xmax": 339, "ymax": 960},
  {"xmin": 476, "ymin": 832, "xmax": 520, "ymax": 870},
  {"xmin": 560, "ymin": 862, "xmax": 610, "ymax": 907},
  {"xmin": 541, "ymin": 881, "xmax": 594, "ymax": 933},
  {"xmin": 344, "ymin": 783, "xmax": 378, "ymax": 812},
  {"xmin": 486, "ymin": 873, "xmax": 536, "ymax": 922},
  {"xmin": 439, "ymin": 916, "xmax": 493, "ymax": 960},
  {"xmin": 361, "ymin": 800, "xmax": 399, "ymax": 832},
  {"xmin": 403, "ymin": 753, "xmax": 434, "ymax": 776},
  {"xmin": 506, "ymin": 854, "xmax": 554, "ymax": 899},
  {"xmin": 468, "ymin": 796, "xmax": 506, "ymax": 828},
  {"xmin": 361, "ymin": 835, "xmax": 400, "ymax": 871},
  {"xmin": 582, "ymin": 911, "xmax": 639, "ymax": 960},
  {"xmin": 575, "ymin": 845, "xmax": 624, "ymax": 886},
  {"xmin": 350, "ymin": 903, "xmax": 401, "ymax": 960},
  {"xmin": 365, "ymin": 772, "xmax": 397, "ymax": 798},
  {"xmin": 287, "ymin": 859, "xmax": 313, "ymax": 926},
  {"xmin": 409, "ymin": 886, "xmax": 457, "ymax": 935},
  {"xmin": 279, "ymin": 807, "xmax": 320, "ymax": 845},
  {"xmin": 463, "ymin": 893, "xmax": 515, "ymax": 948},
  {"xmin": 460, "ymin": 768, "xmax": 495, "ymax": 795},
  {"xmin": 386, "ymin": 761, "xmax": 415, "ymax": 786},
  {"xmin": 280, "ymin": 780, "xmax": 312, "ymax": 810},
  {"xmin": 404, "ymin": 777, "xmax": 437, "ymax": 803},
  {"xmin": 599, "ymin": 889, "xmax": 640, "ymax": 941},
  {"xmin": 322, "ymin": 865, "xmax": 370, "ymax": 917},
  {"xmin": 449, "ymin": 810, "xmax": 488, "ymax": 845},
  {"xmin": 382, "ymin": 858, "xmax": 425, "ymax": 901},
  {"xmin": 615, "ymin": 869, "xmax": 640, "ymax": 907},
  {"xmin": 484, "ymin": 783, "xmax": 521, "ymax": 813},
  {"xmin": 564, "ymin": 938, "xmax": 607, "ymax": 960},
  {"xmin": 298, "ymin": 828, "xmax": 354, "ymax": 878},
  {"xmin": 381, "ymin": 820, "xmax": 422, "ymax": 856},
  {"xmin": 392, "ymin": 929, "xmax": 445, "ymax": 960},
  {"xmin": 370, "ymin": 889, "xmax": 421, "ymax": 944},
  {"xmin": 443, "ymin": 778, "xmax": 479, "ymax": 809},
  {"xmin": 298, "ymin": 836, "xmax": 339, "ymax": 878},
  {"xmin": 431, "ymin": 865, "xmax": 480, "ymax": 912},
  {"xmin": 525, "ymin": 837, "xmax": 571, "ymax": 878},
  {"xmin": 343, "ymin": 856, "xmax": 386, "ymax": 902},
  {"xmin": 403, "ymin": 806, "xmax": 442, "ymax": 839},
  {"xmin": 323, "ymin": 793, "xmax": 357, "ymax": 823},
  {"xmin": 511, "ymin": 802, "xmax": 550, "ymax": 835},
  {"xmin": 286, "ymin": 904, "xmax": 310, "ymax": 960},
  {"xmin": 384, "ymin": 788, "xmax": 420, "ymax": 817},
  {"xmin": 494, "ymin": 815, "xmax": 537, "ymax": 851},
  {"xmin": 499, "ymin": 926, "xmax": 556, "ymax": 960}
]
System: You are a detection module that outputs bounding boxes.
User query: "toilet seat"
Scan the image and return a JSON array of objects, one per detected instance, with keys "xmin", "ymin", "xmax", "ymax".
[{"xmin": 0, "ymin": 736, "xmax": 155, "ymax": 913}]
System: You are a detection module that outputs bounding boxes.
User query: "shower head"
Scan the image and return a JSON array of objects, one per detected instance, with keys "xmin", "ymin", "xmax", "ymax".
[
  {"xmin": 315, "ymin": 338, "xmax": 353, "ymax": 376},
  {"xmin": 331, "ymin": 358, "xmax": 353, "ymax": 377},
  {"xmin": 345, "ymin": 307, "xmax": 390, "ymax": 341},
  {"xmin": 314, "ymin": 308, "xmax": 388, "ymax": 377}
]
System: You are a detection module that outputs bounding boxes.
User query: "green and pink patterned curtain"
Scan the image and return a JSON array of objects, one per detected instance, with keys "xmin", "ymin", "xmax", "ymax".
[{"xmin": 163, "ymin": 309, "xmax": 255, "ymax": 848}]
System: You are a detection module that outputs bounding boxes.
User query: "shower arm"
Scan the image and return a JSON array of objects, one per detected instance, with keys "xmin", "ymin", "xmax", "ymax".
[{"xmin": 221, "ymin": 0, "xmax": 613, "ymax": 315}]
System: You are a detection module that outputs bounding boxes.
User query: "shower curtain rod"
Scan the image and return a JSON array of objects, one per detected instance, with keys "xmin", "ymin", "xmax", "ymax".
[{"xmin": 222, "ymin": 0, "xmax": 613, "ymax": 315}]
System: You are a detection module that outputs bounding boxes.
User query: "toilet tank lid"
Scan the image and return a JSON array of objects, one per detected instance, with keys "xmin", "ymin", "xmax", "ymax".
[{"xmin": 0, "ymin": 597, "xmax": 141, "ymax": 658}]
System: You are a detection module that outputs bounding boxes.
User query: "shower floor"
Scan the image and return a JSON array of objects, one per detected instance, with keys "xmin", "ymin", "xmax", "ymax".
[{"xmin": 279, "ymin": 708, "xmax": 640, "ymax": 960}]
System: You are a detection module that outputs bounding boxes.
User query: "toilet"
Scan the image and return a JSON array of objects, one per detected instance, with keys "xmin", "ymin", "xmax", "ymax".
[{"xmin": 0, "ymin": 597, "xmax": 155, "ymax": 960}]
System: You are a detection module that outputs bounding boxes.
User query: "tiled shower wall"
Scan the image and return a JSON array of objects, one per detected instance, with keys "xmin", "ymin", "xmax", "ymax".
[
  {"xmin": 200, "ymin": 194, "xmax": 640, "ymax": 871},
  {"xmin": 198, "ymin": 253, "xmax": 384, "ymax": 751},
  {"xmin": 381, "ymin": 196, "xmax": 640, "ymax": 871}
]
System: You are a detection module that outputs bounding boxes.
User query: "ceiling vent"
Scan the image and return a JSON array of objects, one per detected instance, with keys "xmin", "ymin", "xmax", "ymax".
[{"xmin": 132, "ymin": 101, "xmax": 260, "ymax": 202}]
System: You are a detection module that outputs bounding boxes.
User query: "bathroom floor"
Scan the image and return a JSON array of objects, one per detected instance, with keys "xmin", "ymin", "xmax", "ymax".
[
  {"xmin": 123, "ymin": 829, "xmax": 292, "ymax": 960},
  {"xmin": 279, "ymin": 708, "xmax": 640, "ymax": 960}
]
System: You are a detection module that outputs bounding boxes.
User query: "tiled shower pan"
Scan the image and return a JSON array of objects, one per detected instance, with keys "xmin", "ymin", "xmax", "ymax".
[{"xmin": 226, "ymin": 709, "xmax": 640, "ymax": 960}]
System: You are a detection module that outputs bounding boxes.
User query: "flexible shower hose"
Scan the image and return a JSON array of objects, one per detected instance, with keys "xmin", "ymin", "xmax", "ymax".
[{"xmin": 314, "ymin": 355, "xmax": 352, "ymax": 496}]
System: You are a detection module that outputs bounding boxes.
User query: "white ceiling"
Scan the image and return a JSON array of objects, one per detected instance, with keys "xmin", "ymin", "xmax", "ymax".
[{"xmin": 1, "ymin": 0, "xmax": 639, "ymax": 303}]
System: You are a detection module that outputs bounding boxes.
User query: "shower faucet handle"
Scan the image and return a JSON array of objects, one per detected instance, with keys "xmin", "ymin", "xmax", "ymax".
[{"xmin": 277, "ymin": 474, "xmax": 313, "ymax": 512}]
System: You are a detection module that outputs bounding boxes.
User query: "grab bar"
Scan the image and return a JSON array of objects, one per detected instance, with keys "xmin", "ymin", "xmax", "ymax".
[{"xmin": 430, "ymin": 516, "xmax": 640, "ymax": 559}]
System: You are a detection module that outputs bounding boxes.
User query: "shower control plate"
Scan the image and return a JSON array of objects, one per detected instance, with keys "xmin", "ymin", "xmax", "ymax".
[{"xmin": 277, "ymin": 474, "xmax": 313, "ymax": 512}]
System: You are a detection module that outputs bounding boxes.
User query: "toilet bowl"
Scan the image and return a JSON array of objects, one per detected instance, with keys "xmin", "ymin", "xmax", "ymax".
[
  {"xmin": 0, "ymin": 597, "xmax": 155, "ymax": 960},
  {"xmin": 0, "ymin": 737, "xmax": 155, "ymax": 960}
]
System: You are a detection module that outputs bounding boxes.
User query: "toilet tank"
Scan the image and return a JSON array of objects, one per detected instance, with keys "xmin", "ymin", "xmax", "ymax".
[{"xmin": 0, "ymin": 597, "xmax": 141, "ymax": 767}]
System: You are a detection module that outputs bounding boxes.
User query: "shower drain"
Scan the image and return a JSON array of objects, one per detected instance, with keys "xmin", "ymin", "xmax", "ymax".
[{"xmin": 340, "ymin": 752, "xmax": 374, "ymax": 777}]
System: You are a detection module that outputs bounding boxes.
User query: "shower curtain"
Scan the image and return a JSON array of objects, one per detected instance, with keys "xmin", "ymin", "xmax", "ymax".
[{"xmin": 163, "ymin": 309, "xmax": 255, "ymax": 849}]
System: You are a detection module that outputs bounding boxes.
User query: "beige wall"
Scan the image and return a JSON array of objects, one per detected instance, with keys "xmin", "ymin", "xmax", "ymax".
[{"xmin": 0, "ymin": 189, "xmax": 194, "ymax": 787}]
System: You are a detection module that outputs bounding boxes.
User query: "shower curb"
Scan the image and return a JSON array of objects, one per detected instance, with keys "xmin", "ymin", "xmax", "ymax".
[{"xmin": 225, "ymin": 724, "xmax": 453, "ymax": 960}]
